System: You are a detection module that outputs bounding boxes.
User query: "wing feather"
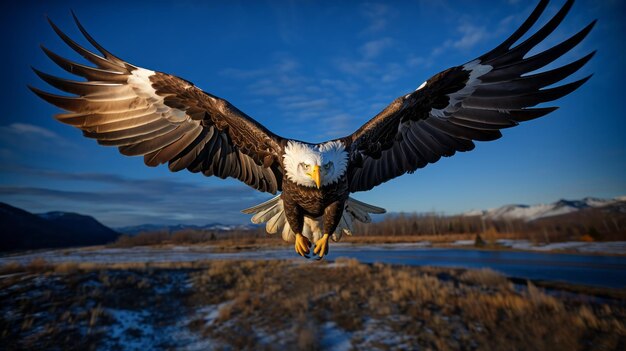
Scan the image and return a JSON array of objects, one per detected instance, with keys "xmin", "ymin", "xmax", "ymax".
[
  {"xmin": 40, "ymin": 45, "xmax": 129, "ymax": 82},
  {"xmin": 481, "ymin": 20, "xmax": 596, "ymax": 83},
  {"xmin": 348, "ymin": 0, "xmax": 593, "ymax": 192},
  {"xmin": 32, "ymin": 68, "xmax": 132, "ymax": 97},
  {"xmin": 32, "ymin": 15, "xmax": 284, "ymax": 194},
  {"xmin": 83, "ymin": 117, "xmax": 170, "ymax": 139},
  {"xmin": 473, "ymin": 52, "xmax": 595, "ymax": 98},
  {"xmin": 145, "ymin": 126, "xmax": 203, "ymax": 167},
  {"xmin": 55, "ymin": 106, "xmax": 158, "ymax": 127}
]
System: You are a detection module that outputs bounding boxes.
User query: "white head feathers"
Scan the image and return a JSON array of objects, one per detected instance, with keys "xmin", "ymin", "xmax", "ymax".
[{"xmin": 283, "ymin": 140, "xmax": 348, "ymax": 188}]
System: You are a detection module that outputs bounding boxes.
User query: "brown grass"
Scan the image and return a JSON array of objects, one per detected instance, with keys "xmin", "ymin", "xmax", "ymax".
[
  {"xmin": 459, "ymin": 268, "xmax": 512, "ymax": 289},
  {"xmin": 0, "ymin": 261, "xmax": 22, "ymax": 275},
  {"xmin": 109, "ymin": 231, "xmax": 288, "ymax": 252},
  {"xmin": 2, "ymin": 259, "xmax": 625, "ymax": 350},
  {"xmin": 25, "ymin": 257, "xmax": 50, "ymax": 272},
  {"xmin": 53, "ymin": 262, "xmax": 80, "ymax": 274},
  {"xmin": 185, "ymin": 259, "xmax": 626, "ymax": 350}
]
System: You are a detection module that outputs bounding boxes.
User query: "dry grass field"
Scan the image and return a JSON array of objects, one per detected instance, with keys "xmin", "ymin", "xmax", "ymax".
[{"xmin": 1, "ymin": 258, "xmax": 625, "ymax": 350}]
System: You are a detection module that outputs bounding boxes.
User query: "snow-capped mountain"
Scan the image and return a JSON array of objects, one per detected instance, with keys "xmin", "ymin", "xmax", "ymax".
[{"xmin": 463, "ymin": 196, "xmax": 626, "ymax": 222}]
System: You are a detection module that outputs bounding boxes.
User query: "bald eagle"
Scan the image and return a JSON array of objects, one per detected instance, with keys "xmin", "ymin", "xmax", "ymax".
[{"xmin": 31, "ymin": 0, "xmax": 594, "ymax": 259}]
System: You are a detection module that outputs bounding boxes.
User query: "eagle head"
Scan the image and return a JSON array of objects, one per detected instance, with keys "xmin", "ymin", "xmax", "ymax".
[{"xmin": 283, "ymin": 140, "xmax": 348, "ymax": 188}]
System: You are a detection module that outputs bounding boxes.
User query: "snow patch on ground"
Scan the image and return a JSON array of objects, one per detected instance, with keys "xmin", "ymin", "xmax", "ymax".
[
  {"xmin": 351, "ymin": 318, "xmax": 413, "ymax": 350},
  {"xmin": 447, "ymin": 239, "xmax": 626, "ymax": 255},
  {"xmin": 197, "ymin": 301, "xmax": 232, "ymax": 327},
  {"xmin": 495, "ymin": 240, "xmax": 626, "ymax": 254},
  {"xmin": 167, "ymin": 311, "xmax": 222, "ymax": 351},
  {"xmin": 0, "ymin": 246, "xmax": 292, "ymax": 266},
  {"xmin": 103, "ymin": 309, "xmax": 154, "ymax": 351},
  {"xmin": 2, "ymin": 241, "xmax": 625, "ymax": 270},
  {"xmin": 319, "ymin": 322, "xmax": 352, "ymax": 351}
]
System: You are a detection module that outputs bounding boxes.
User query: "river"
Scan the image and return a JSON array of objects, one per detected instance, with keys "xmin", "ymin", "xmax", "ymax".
[{"xmin": 2, "ymin": 244, "xmax": 625, "ymax": 288}]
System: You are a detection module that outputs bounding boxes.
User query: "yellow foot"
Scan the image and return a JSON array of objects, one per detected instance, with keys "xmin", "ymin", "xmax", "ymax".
[
  {"xmin": 313, "ymin": 234, "xmax": 330, "ymax": 260},
  {"xmin": 295, "ymin": 234, "xmax": 311, "ymax": 258}
]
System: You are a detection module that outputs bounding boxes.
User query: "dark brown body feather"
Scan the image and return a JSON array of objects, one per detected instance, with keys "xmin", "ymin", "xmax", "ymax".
[{"xmin": 281, "ymin": 176, "xmax": 349, "ymax": 235}]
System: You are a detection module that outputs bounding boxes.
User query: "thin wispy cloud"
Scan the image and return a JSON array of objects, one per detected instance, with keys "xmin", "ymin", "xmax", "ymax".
[
  {"xmin": 360, "ymin": 3, "xmax": 392, "ymax": 34},
  {"xmin": 236, "ymin": 57, "xmax": 304, "ymax": 97},
  {"xmin": 219, "ymin": 67, "xmax": 268, "ymax": 80},
  {"xmin": 7, "ymin": 123, "xmax": 58, "ymax": 139},
  {"xmin": 0, "ymin": 123, "xmax": 79, "ymax": 161},
  {"xmin": 335, "ymin": 59, "xmax": 377, "ymax": 77},
  {"xmin": 449, "ymin": 24, "xmax": 489, "ymax": 50},
  {"xmin": 224, "ymin": 56, "xmax": 299, "ymax": 76},
  {"xmin": 268, "ymin": 1, "xmax": 301, "ymax": 44},
  {"xmin": 361, "ymin": 38, "xmax": 395, "ymax": 59},
  {"xmin": 0, "ymin": 123, "xmax": 71, "ymax": 146},
  {"xmin": 220, "ymin": 52, "xmax": 373, "ymax": 140},
  {"xmin": 0, "ymin": 167, "xmax": 268, "ymax": 227},
  {"xmin": 0, "ymin": 166, "xmax": 255, "ymax": 196},
  {"xmin": 412, "ymin": 2, "xmax": 526, "ymax": 63},
  {"xmin": 317, "ymin": 113, "xmax": 355, "ymax": 139},
  {"xmin": 499, "ymin": 14, "xmax": 518, "ymax": 28},
  {"xmin": 280, "ymin": 97, "xmax": 329, "ymax": 111},
  {"xmin": 319, "ymin": 79, "xmax": 361, "ymax": 96},
  {"xmin": 431, "ymin": 23, "xmax": 489, "ymax": 57}
]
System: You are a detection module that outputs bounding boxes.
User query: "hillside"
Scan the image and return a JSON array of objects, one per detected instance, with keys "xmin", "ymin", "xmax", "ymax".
[{"xmin": 0, "ymin": 203, "xmax": 120, "ymax": 252}]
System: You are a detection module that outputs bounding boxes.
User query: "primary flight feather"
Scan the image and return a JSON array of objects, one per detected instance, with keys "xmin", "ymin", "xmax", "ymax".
[{"xmin": 31, "ymin": 0, "xmax": 594, "ymax": 259}]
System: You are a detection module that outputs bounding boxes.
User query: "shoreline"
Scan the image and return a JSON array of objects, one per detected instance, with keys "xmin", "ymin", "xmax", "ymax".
[
  {"xmin": 2, "ymin": 243, "xmax": 626, "ymax": 292},
  {"xmin": 3, "ymin": 239, "xmax": 626, "ymax": 260}
]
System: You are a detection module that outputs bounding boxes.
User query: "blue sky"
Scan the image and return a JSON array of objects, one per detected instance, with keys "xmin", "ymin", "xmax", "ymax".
[{"xmin": 1, "ymin": 0, "xmax": 624, "ymax": 227}]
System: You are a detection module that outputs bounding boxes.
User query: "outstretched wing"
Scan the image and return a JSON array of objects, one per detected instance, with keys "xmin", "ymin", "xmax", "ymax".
[
  {"xmin": 347, "ymin": 0, "xmax": 594, "ymax": 192},
  {"xmin": 31, "ymin": 14, "xmax": 285, "ymax": 194}
]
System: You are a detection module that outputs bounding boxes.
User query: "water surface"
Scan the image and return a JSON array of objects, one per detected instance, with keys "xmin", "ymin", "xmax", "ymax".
[
  {"xmin": 332, "ymin": 246, "xmax": 626, "ymax": 289},
  {"xmin": 2, "ymin": 245, "xmax": 625, "ymax": 288}
]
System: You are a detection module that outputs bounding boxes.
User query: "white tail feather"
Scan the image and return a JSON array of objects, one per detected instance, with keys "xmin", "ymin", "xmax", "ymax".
[
  {"xmin": 241, "ymin": 196, "xmax": 386, "ymax": 243},
  {"xmin": 282, "ymin": 221, "xmax": 296, "ymax": 242},
  {"xmin": 241, "ymin": 196, "xmax": 282, "ymax": 214},
  {"xmin": 266, "ymin": 211, "xmax": 284, "ymax": 234}
]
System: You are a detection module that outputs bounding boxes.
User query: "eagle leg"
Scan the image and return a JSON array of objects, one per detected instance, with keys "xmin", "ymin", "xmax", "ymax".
[
  {"xmin": 313, "ymin": 233, "xmax": 330, "ymax": 260},
  {"xmin": 295, "ymin": 233, "xmax": 311, "ymax": 258}
]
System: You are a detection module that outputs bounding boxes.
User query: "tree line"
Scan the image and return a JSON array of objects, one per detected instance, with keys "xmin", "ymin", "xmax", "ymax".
[{"xmin": 112, "ymin": 206, "xmax": 625, "ymax": 247}]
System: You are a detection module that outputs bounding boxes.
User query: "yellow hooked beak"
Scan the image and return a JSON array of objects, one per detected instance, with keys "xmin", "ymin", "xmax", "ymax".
[{"xmin": 307, "ymin": 165, "xmax": 321, "ymax": 189}]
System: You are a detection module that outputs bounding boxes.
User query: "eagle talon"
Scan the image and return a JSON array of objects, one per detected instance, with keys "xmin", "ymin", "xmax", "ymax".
[
  {"xmin": 295, "ymin": 234, "xmax": 311, "ymax": 259},
  {"xmin": 313, "ymin": 233, "xmax": 330, "ymax": 259}
]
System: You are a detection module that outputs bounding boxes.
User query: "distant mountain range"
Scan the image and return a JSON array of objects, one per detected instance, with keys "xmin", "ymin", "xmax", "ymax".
[
  {"xmin": 463, "ymin": 196, "xmax": 626, "ymax": 222},
  {"xmin": 0, "ymin": 203, "xmax": 120, "ymax": 252},
  {"xmin": 2, "ymin": 195, "xmax": 623, "ymax": 251},
  {"xmin": 115, "ymin": 223, "xmax": 258, "ymax": 235}
]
